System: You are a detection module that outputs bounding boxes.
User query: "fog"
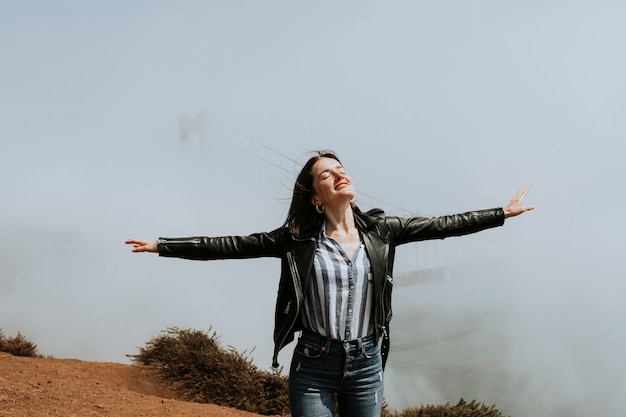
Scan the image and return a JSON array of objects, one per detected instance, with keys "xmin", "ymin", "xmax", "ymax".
[{"xmin": 1, "ymin": 2, "xmax": 625, "ymax": 416}]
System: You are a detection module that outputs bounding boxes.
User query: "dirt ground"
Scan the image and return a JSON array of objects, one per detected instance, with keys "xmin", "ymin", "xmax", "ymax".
[{"xmin": 0, "ymin": 352, "xmax": 270, "ymax": 417}]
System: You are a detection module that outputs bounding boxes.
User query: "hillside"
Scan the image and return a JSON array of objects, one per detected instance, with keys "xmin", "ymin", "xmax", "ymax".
[{"xmin": 0, "ymin": 352, "xmax": 266, "ymax": 417}]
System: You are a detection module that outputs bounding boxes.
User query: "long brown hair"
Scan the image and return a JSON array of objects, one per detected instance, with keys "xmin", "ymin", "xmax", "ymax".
[{"xmin": 285, "ymin": 151, "xmax": 342, "ymax": 238}]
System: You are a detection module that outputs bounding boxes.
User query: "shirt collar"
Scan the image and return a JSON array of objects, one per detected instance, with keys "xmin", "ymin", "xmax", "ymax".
[{"xmin": 319, "ymin": 219, "xmax": 328, "ymax": 240}]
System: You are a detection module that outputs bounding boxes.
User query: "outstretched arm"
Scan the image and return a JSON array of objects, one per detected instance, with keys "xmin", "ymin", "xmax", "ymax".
[
  {"xmin": 125, "ymin": 238, "xmax": 158, "ymax": 253},
  {"xmin": 504, "ymin": 186, "xmax": 534, "ymax": 218}
]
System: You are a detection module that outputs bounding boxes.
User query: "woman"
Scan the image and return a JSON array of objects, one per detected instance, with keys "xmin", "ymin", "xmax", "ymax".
[{"xmin": 126, "ymin": 150, "xmax": 533, "ymax": 417}]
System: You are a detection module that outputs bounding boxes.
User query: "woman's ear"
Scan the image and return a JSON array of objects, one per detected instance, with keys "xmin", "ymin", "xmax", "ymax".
[{"xmin": 310, "ymin": 195, "xmax": 320, "ymax": 206}]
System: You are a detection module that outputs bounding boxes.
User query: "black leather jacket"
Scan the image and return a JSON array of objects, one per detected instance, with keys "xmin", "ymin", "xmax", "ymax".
[{"xmin": 157, "ymin": 207, "xmax": 505, "ymax": 368}]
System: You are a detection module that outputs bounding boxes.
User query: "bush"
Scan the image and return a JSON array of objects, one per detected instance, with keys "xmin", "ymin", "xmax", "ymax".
[
  {"xmin": 128, "ymin": 326, "xmax": 289, "ymax": 416},
  {"xmin": 384, "ymin": 399, "xmax": 509, "ymax": 417},
  {"xmin": 0, "ymin": 329, "xmax": 40, "ymax": 357}
]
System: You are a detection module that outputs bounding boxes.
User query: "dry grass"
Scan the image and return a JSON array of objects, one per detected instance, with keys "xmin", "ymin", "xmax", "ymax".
[
  {"xmin": 383, "ymin": 399, "xmax": 508, "ymax": 417},
  {"xmin": 128, "ymin": 326, "xmax": 290, "ymax": 416},
  {"xmin": 0, "ymin": 329, "xmax": 40, "ymax": 358}
]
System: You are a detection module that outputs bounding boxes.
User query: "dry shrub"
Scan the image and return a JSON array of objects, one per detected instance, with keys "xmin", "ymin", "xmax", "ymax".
[
  {"xmin": 128, "ymin": 326, "xmax": 289, "ymax": 416},
  {"xmin": 0, "ymin": 329, "xmax": 40, "ymax": 357},
  {"xmin": 384, "ymin": 399, "xmax": 509, "ymax": 417}
]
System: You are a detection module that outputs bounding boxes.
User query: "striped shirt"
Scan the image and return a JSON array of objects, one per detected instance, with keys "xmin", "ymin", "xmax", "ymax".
[{"xmin": 302, "ymin": 222, "xmax": 374, "ymax": 340}]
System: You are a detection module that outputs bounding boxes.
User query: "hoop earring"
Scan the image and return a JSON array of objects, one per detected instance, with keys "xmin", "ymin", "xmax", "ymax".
[{"xmin": 315, "ymin": 204, "xmax": 325, "ymax": 214}]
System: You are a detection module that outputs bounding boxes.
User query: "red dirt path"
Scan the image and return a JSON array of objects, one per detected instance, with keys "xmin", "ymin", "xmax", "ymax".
[{"xmin": 0, "ymin": 352, "xmax": 271, "ymax": 417}]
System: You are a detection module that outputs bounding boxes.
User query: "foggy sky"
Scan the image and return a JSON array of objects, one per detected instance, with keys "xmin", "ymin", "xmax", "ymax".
[{"xmin": 1, "ymin": 2, "xmax": 625, "ymax": 416}]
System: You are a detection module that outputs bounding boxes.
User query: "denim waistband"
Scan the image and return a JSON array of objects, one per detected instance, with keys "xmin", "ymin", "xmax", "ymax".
[{"xmin": 300, "ymin": 330, "xmax": 377, "ymax": 353}]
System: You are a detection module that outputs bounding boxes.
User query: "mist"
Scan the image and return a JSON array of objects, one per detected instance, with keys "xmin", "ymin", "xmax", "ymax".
[
  {"xmin": 2, "ymin": 2, "xmax": 625, "ymax": 416},
  {"xmin": 384, "ymin": 227, "xmax": 626, "ymax": 416}
]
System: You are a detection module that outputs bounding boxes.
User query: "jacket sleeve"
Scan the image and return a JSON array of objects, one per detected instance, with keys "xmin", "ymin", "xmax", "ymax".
[
  {"xmin": 385, "ymin": 208, "xmax": 505, "ymax": 245},
  {"xmin": 156, "ymin": 227, "xmax": 286, "ymax": 260}
]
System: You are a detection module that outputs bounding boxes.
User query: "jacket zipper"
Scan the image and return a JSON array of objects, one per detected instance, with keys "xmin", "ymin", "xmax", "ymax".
[
  {"xmin": 158, "ymin": 238, "xmax": 202, "ymax": 245},
  {"xmin": 273, "ymin": 251, "xmax": 303, "ymax": 366}
]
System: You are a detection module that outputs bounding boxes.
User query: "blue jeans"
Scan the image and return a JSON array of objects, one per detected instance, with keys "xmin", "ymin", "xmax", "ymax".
[{"xmin": 288, "ymin": 331, "xmax": 384, "ymax": 417}]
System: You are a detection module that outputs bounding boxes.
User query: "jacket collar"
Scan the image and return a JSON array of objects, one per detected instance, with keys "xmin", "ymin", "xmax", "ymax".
[{"xmin": 354, "ymin": 207, "xmax": 385, "ymax": 232}]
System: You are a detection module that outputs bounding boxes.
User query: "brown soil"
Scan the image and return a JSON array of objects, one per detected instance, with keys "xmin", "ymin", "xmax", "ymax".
[{"xmin": 0, "ymin": 352, "xmax": 270, "ymax": 417}]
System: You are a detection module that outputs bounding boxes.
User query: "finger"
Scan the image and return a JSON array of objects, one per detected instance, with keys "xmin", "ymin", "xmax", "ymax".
[
  {"xmin": 516, "ymin": 187, "xmax": 528, "ymax": 202},
  {"xmin": 513, "ymin": 186, "xmax": 530, "ymax": 202}
]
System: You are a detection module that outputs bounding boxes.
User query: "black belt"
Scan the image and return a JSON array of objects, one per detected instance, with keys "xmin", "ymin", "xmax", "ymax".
[{"xmin": 300, "ymin": 330, "xmax": 377, "ymax": 354}]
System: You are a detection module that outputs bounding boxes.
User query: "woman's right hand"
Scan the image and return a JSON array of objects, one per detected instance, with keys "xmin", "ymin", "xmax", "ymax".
[{"xmin": 125, "ymin": 239, "xmax": 158, "ymax": 253}]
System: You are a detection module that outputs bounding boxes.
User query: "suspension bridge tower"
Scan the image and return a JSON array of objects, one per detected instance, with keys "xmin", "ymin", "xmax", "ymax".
[{"xmin": 178, "ymin": 111, "xmax": 209, "ymax": 144}]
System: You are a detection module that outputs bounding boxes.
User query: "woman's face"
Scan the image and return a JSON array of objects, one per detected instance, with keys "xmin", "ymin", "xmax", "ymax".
[{"xmin": 310, "ymin": 157, "xmax": 355, "ymax": 209}]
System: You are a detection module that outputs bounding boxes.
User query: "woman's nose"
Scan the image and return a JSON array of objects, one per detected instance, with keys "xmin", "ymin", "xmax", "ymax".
[{"xmin": 334, "ymin": 172, "xmax": 348, "ymax": 183}]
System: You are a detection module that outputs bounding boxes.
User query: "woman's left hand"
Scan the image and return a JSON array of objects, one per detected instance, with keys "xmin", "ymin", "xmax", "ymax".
[{"xmin": 504, "ymin": 186, "xmax": 534, "ymax": 218}]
